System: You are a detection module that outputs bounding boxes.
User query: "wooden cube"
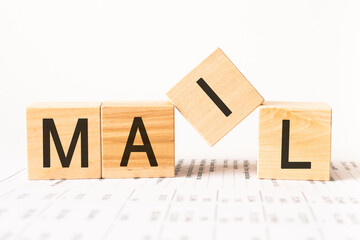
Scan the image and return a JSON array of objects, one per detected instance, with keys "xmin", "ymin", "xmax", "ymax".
[
  {"xmin": 167, "ymin": 48, "xmax": 264, "ymax": 146},
  {"xmin": 101, "ymin": 101, "xmax": 174, "ymax": 178},
  {"xmin": 27, "ymin": 102, "xmax": 102, "ymax": 180},
  {"xmin": 258, "ymin": 101, "xmax": 332, "ymax": 181}
]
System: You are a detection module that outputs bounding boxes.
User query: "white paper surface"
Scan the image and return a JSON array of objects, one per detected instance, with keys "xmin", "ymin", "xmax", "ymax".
[{"xmin": 1, "ymin": 159, "xmax": 360, "ymax": 240}]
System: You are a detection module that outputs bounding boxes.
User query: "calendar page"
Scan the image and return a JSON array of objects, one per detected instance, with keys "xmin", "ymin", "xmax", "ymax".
[{"xmin": 1, "ymin": 159, "xmax": 359, "ymax": 240}]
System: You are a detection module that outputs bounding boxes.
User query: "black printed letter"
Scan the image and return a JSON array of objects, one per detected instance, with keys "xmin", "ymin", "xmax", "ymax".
[
  {"xmin": 120, "ymin": 117, "xmax": 158, "ymax": 167},
  {"xmin": 281, "ymin": 120, "xmax": 311, "ymax": 169},
  {"xmin": 196, "ymin": 78, "xmax": 232, "ymax": 117},
  {"xmin": 43, "ymin": 119, "xmax": 88, "ymax": 168}
]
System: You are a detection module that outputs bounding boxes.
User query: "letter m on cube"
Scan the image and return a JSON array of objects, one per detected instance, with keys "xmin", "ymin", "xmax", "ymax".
[{"xmin": 26, "ymin": 102, "xmax": 102, "ymax": 180}]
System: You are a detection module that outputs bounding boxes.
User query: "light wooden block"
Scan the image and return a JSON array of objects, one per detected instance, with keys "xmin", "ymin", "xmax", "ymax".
[
  {"xmin": 258, "ymin": 101, "xmax": 332, "ymax": 181},
  {"xmin": 167, "ymin": 48, "xmax": 264, "ymax": 146},
  {"xmin": 101, "ymin": 101, "xmax": 174, "ymax": 178},
  {"xmin": 27, "ymin": 102, "xmax": 102, "ymax": 180}
]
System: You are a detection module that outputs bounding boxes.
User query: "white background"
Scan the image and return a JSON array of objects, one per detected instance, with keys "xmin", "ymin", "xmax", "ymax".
[{"xmin": 0, "ymin": 0, "xmax": 359, "ymax": 177}]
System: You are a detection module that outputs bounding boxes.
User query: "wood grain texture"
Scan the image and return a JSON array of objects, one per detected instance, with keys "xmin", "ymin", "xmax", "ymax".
[
  {"xmin": 27, "ymin": 102, "xmax": 102, "ymax": 180},
  {"xmin": 167, "ymin": 48, "xmax": 264, "ymax": 146},
  {"xmin": 258, "ymin": 101, "xmax": 332, "ymax": 181},
  {"xmin": 101, "ymin": 101, "xmax": 174, "ymax": 178}
]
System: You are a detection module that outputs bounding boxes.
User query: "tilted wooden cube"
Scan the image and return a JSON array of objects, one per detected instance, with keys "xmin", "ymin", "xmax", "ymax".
[
  {"xmin": 258, "ymin": 101, "xmax": 332, "ymax": 181},
  {"xmin": 27, "ymin": 102, "xmax": 102, "ymax": 180},
  {"xmin": 167, "ymin": 48, "xmax": 264, "ymax": 146},
  {"xmin": 101, "ymin": 101, "xmax": 174, "ymax": 178}
]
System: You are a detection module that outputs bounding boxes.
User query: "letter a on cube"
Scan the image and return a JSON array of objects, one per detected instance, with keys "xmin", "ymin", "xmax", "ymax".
[
  {"xmin": 167, "ymin": 48, "xmax": 264, "ymax": 146},
  {"xmin": 26, "ymin": 102, "xmax": 102, "ymax": 179},
  {"xmin": 258, "ymin": 101, "xmax": 332, "ymax": 181},
  {"xmin": 101, "ymin": 101, "xmax": 174, "ymax": 178}
]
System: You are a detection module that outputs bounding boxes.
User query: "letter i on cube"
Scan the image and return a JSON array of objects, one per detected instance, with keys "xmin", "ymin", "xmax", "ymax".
[{"xmin": 167, "ymin": 48, "xmax": 264, "ymax": 146}]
